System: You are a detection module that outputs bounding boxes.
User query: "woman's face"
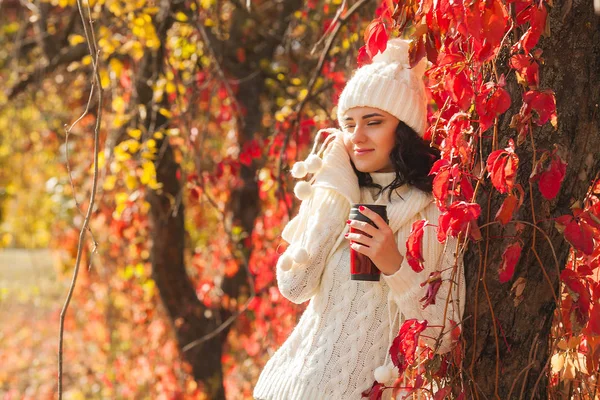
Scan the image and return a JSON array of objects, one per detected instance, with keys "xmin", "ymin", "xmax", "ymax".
[{"xmin": 341, "ymin": 106, "xmax": 400, "ymax": 173}]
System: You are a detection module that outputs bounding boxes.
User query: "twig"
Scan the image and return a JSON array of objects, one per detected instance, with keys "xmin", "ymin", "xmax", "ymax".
[
  {"xmin": 57, "ymin": 1, "xmax": 103, "ymax": 397},
  {"xmin": 515, "ymin": 333, "xmax": 539, "ymax": 399}
]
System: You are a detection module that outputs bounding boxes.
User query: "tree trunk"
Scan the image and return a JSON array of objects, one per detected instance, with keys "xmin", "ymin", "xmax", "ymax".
[
  {"xmin": 463, "ymin": 1, "xmax": 600, "ymax": 398},
  {"xmin": 146, "ymin": 2, "xmax": 303, "ymax": 398}
]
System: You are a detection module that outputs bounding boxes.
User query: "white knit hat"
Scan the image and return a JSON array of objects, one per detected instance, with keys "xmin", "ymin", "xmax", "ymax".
[{"xmin": 337, "ymin": 38, "xmax": 429, "ymax": 137}]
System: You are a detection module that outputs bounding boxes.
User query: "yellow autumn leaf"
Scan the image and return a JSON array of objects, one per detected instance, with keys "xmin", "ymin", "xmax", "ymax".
[
  {"xmin": 158, "ymin": 108, "xmax": 172, "ymax": 118},
  {"xmin": 298, "ymin": 89, "xmax": 308, "ymax": 101},
  {"xmin": 109, "ymin": 58, "xmax": 123, "ymax": 78},
  {"xmin": 166, "ymin": 81, "xmax": 176, "ymax": 94},
  {"xmin": 175, "ymin": 11, "xmax": 188, "ymax": 21},
  {"xmin": 103, "ymin": 174, "xmax": 117, "ymax": 190},
  {"xmin": 125, "ymin": 174, "xmax": 137, "ymax": 190},
  {"xmin": 140, "ymin": 160, "xmax": 156, "ymax": 185},
  {"xmin": 112, "ymin": 96, "xmax": 126, "ymax": 114},
  {"xmin": 114, "ymin": 144, "xmax": 131, "ymax": 161},
  {"xmin": 97, "ymin": 151, "xmax": 106, "ymax": 169},
  {"xmin": 128, "ymin": 128, "xmax": 142, "ymax": 140},
  {"xmin": 99, "ymin": 69, "xmax": 110, "ymax": 89},
  {"xmin": 122, "ymin": 139, "xmax": 140, "ymax": 153},
  {"xmin": 69, "ymin": 34, "xmax": 86, "ymax": 46}
]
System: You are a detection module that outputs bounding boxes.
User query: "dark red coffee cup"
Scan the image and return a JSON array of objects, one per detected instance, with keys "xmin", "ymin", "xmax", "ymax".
[{"xmin": 348, "ymin": 204, "xmax": 388, "ymax": 281}]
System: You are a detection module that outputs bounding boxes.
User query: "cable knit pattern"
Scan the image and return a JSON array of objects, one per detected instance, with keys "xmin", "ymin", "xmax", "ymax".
[{"xmin": 253, "ymin": 133, "xmax": 465, "ymax": 400}]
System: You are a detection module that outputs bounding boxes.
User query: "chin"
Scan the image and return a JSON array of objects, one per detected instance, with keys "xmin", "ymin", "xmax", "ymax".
[{"xmin": 352, "ymin": 163, "xmax": 380, "ymax": 173}]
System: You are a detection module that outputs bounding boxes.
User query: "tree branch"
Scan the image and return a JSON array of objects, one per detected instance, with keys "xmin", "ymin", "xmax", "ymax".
[{"xmin": 6, "ymin": 42, "xmax": 88, "ymax": 100}]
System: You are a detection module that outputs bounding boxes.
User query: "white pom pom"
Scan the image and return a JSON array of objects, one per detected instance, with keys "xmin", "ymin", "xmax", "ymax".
[
  {"xmin": 279, "ymin": 253, "xmax": 294, "ymax": 271},
  {"xmin": 294, "ymin": 181, "xmax": 313, "ymax": 201},
  {"xmin": 305, "ymin": 154, "xmax": 323, "ymax": 173},
  {"xmin": 372, "ymin": 38, "xmax": 410, "ymax": 67},
  {"xmin": 374, "ymin": 364, "xmax": 395, "ymax": 384},
  {"xmin": 291, "ymin": 161, "xmax": 308, "ymax": 178},
  {"xmin": 291, "ymin": 247, "xmax": 309, "ymax": 264}
]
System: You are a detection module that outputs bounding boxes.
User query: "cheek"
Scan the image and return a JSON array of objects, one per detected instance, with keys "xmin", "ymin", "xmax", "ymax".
[
  {"xmin": 376, "ymin": 126, "xmax": 396, "ymax": 152},
  {"xmin": 343, "ymin": 135, "xmax": 353, "ymax": 153}
]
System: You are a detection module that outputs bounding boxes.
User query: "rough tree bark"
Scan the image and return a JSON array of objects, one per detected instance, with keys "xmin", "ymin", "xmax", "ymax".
[
  {"xmin": 145, "ymin": 1, "xmax": 302, "ymax": 399},
  {"xmin": 463, "ymin": 1, "xmax": 600, "ymax": 398}
]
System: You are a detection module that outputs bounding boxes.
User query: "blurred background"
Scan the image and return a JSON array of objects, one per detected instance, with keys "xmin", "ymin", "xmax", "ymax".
[{"xmin": 0, "ymin": 0, "xmax": 373, "ymax": 398}]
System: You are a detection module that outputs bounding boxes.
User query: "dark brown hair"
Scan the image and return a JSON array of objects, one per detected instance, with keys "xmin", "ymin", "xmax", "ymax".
[{"xmin": 350, "ymin": 120, "xmax": 440, "ymax": 202}]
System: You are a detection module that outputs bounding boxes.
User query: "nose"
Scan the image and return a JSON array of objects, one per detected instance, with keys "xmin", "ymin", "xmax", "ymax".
[{"xmin": 350, "ymin": 125, "xmax": 367, "ymax": 144}]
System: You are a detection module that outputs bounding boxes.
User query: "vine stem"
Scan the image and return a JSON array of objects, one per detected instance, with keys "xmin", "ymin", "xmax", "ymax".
[
  {"xmin": 479, "ymin": 241, "xmax": 502, "ymax": 400},
  {"xmin": 477, "ymin": 219, "xmax": 562, "ymax": 304},
  {"xmin": 58, "ymin": 0, "xmax": 103, "ymax": 397}
]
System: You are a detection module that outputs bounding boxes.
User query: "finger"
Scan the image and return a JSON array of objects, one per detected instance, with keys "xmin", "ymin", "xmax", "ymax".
[
  {"xmin": 344, "ymin": 232, "xmax": 373, "ymax": 247},
  {"xmin": 358, "ymin": 206, "xmax": 387, "ymax": 230},
  {"xmin": 346, "ymin": 219, "xmax": 378, "ymax": 237},
  {"xmin": 350, "ymin": 241, "xmax": 372, "ymax": 256}
]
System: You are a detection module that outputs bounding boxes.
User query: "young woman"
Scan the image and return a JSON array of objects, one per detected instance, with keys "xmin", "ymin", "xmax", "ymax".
[{"xmin": 253, "ymin": 38, "xmax": 465, "ymax": 400}]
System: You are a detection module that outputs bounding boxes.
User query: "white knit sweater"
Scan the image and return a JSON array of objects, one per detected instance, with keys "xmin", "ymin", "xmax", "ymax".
[{"xmin": 253, "ymin": 130, "xmax": 465, "ymax": 400}]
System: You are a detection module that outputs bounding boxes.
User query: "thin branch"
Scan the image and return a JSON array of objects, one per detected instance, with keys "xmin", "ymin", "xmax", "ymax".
[{"xmin": 57, "ymin": 0, "xmax": 103, "ymax": 397}]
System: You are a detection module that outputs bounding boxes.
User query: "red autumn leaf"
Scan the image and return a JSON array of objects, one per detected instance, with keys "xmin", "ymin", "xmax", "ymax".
[
  {"xmin": 425, "ymin": 30, "xmax": 439, "ymax": 64},
  {"xmin": 364, "ymin": 18, "xmax": 388, "ymax": 59},
  {"xmin": 432, "ymin": 166, "xmax": 451, "ymax": 205},
  {"xmin": 375, "ymin": 0, "xmax": 395, "ymax": 20},
  {"xmin": 522, "ymin": 90, "xmax": 557, "ymax": 126},
  {"xmin": 499, "ymin": 242, "xmax": 522, "ymax": 283},
  {"xmin": 586, "ymin": 283, "xmax": 600, "ymax": 335},
  {"xmin": 361, "ymin": 380, "xmax": 386, "ymax": 400},
  {"xmin": 555, "ymin": 215, "xmax": 595, "ymax": 256},
  {"xmin": 406, "ymin": 219, "xmax": 428, "ymax": 272},
  {"xmin": 446, "ymin": 70, "xmax": 474, "ymax": 111},
  {"xmin": 476, "ymin": 0, "xmax": 509, "ymax": 62},
  {"xmin": 587, "ymin": 303, "xmax": 600, "ymax": 335},
  {"xmin": 537, "ymin": 156, "xmax": 567, "ymax": 200},
  {"xmin": 429, "ymin": 158, "xmax": 450, "ymax": 176},
  {"xmin": 460, "ymin": 175, "xmax": 474, "ymax": 201},
  {"xmin": 520, "ymin": 4, "xmax": 547, "ymax": 53},
  {"xmin": 357, "ymin": 45, "xmax": 371, "ymax": 67},
  {"xmin": 389, "ymin": 319, "xmax": 428, "ymax": 375},
  {"xmin": 580, "ymin": 202, "xmax": 600, "ymax": 231},
  {"xmin": 561, "ymin": 269, "xmax": 592, "ymax": 329},
  {"xmin": 239, "ymin": 139, "xmax": 262, "ymax": 166},
  {"xmin": 419, "ymin": 270, "xmax": 442, "ymax": 308},
  {"xmin": 437, "ymin": 201, "xmax": 482, "ymax": 242},
  {"xmin": 486, "ymin": 139, "xmax": 519, "ymax": 194},
  {"xmin": 565, "ymin": 220, "xmax": 596, "ymax": 256},
  {"xmin": 476, "ymin": 83, "xmax": 511, "ymax": 132},
  {"xmin": 495, "ymin": 184, "xmax": 524, "ymax": 225},
  {"xmin": 495, "ymin": 194, "xmax": 518, "ymax": 225},
  {"xmin": 509, "ymin": 54, "xmax": 540, "ymax": 88}
]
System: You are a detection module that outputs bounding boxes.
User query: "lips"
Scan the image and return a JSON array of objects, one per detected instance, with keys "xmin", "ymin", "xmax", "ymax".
[{"xmin": 354, "ymin": 149, "xmax": 374, "ymax": 155}]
